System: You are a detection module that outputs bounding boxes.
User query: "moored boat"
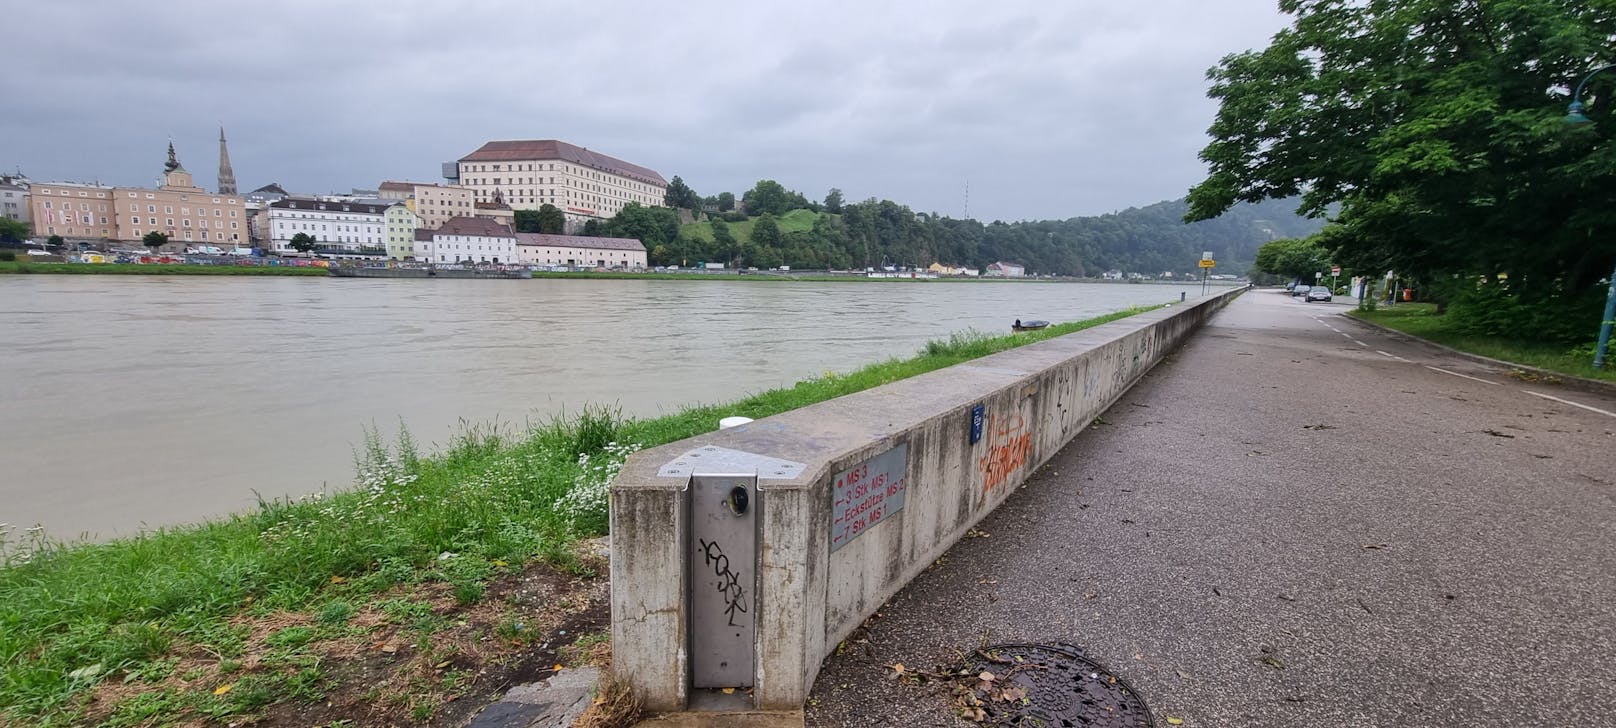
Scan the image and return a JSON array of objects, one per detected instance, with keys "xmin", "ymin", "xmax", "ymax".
[{"xmin": 1011, "ymin": 319, "xmax": 1049, "ymax": 332}]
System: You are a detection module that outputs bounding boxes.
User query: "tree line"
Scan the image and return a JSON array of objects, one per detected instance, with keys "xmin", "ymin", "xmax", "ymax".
[
  {"xmin": 1189, "ymin": 0, "xmax": 1614, "ymax": 343},
  {"xmin": 580, "ymin": 177, "xmax": 1321, "ymax": 275}
]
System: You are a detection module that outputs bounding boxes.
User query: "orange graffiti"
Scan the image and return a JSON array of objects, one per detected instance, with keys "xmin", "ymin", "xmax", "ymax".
[{"xmin": 978, "ymin": 414, "xmax": 1032, "ymax": 491}]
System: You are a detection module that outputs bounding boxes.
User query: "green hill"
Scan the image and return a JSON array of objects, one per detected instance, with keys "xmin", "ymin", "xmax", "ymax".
[{"xmin": 681, "ymin": 208, "xmax": 820, "ymax": 243}]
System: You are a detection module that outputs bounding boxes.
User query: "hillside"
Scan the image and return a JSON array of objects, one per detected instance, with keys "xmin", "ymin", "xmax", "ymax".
[
  {"xmin": 681, "ymin": 208, "xmax": 820, "ymax": 244},
  {"xmin": 658, "ymin": 197, "xmax": 1324, "ymax": 276}
]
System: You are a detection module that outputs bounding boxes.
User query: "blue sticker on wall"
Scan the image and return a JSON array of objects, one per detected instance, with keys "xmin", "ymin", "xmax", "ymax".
[{"xmin": 970, "ymin": 403, "xmax": 985, "ymax": 444}]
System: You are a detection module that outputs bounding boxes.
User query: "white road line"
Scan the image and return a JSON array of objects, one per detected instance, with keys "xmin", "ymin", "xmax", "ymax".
[
  {"xmin": 1425, "ymin": 366, "xmax": 1502, "ymax": 386},
  {"xmin": 1350, "ymin": 339, "xmax": 1367, "ymax": 347},
  {"xmin": 1524, "ymin": 390, "xmax": 1616, "ymax": 419},
  {"xmin": 1376, "ymin": 350, "xmax": 1411, "ymax": 362},
  {"xmin": 1340, "ymin": 332, "xmax": 1354, "ymax": 338}
]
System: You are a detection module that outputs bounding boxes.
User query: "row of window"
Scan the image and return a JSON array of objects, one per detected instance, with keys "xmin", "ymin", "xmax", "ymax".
[{"xmin": 36, "ymin": 188, "xmax": 240, "ymax": 205}]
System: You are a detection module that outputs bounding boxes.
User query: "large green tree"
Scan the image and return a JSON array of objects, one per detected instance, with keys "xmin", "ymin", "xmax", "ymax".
[
  {"xmin": 716, "ymin": 192, "xmax": 735, "ymax": 212},
  {"xmin": 513, "ymin": 209, "xmax": 542, "ymax": 233},
  {"xmin": 663, "ymin": 176, "xmax": 699, "ymax": 210},
  {"xmin": 289, "ymin": 232, "xmax": 317, "ymax": 256},
  {"xmin": 743, "ymin": 180, "xmax": 791, "ymax": 216},
  {"xmin": 537, "ymin": 203, "xmax": 566, "ymax": 234},
  {"xmin": 142, "ymin": 231, "xmax": 169, "ymax": 254},
  {"xmin": 1187, "ymin": 0, "xmax": 1616, "ymax": 309},
  {"xmin": 823, "ymin": 188, "xmax": 844, "ymax": 214},
  {"xmin": 0, "ymin": 217, "xmax": 27, "ymax": 243},
  {"xmin": 1254, "ymin": 237, "xmax": 1330, "ymax": 281}
]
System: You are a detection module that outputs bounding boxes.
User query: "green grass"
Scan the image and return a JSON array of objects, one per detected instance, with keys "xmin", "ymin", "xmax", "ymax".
[
  {"xmin": 680, "ymin": 208, "xmax": 822, "ymax": 243},
  {"xmin": 0, "ymin": 302, "xmax": 1164, "ymax": 724},
  {"xmin": 0, "ymin": 262, "xmax": 328, "ymax": 276},
  {"xmin": 1350, "ymin": 304, "xmax": 1616, "ymax": 382}
]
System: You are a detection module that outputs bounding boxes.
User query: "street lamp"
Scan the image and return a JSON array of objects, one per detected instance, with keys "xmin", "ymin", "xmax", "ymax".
[{"xmin": 1564, "ymin": 64, "xmax": 1616, "ymax": 368}]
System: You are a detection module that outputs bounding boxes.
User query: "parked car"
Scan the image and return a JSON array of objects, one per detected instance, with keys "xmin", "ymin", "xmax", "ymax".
[
  {"xmin": 1291, "ymin": 284, "xmax": 1312, "ymax": 297},
  {"xmin": 1306, "ymin": 287, "xmax": 1333, "ymax": 302},
  {"xmin": 26, "ymin": 249, "xmax": 53, "ymax": 257}
]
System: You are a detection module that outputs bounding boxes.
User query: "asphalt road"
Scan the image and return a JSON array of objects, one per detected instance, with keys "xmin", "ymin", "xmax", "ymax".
[{"xmin": 805, "ymin": 289, "xmax": 1616, "ymax": 727}]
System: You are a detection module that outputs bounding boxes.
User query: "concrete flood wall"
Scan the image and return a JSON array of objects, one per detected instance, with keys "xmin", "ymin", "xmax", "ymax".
[{"xmin": 609, "ymin": 287, "xmax": 1245, "ymax": 711}]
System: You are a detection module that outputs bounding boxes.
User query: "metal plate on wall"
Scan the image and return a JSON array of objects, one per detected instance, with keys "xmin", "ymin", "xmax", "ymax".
[
  {"xmin": 658, "ymin": 446, "xmax": 806, "ymax": 481},
  {"xmin": 830, "ymin": 444, "xmax": 909, "ymax": 552},
  {"xmin": 689, "ymin": 473, "xmax": 757, "ymax": 688}
]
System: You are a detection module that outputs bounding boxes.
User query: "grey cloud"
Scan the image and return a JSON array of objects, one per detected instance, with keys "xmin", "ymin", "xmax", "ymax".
[{"xmin": 0, "ymin": 0, "xmax": 1288, "ymax": 218}]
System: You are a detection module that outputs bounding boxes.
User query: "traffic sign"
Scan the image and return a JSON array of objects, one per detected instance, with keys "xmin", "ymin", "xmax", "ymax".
[
  {"xmin": 1331, "ymin": 265, "xmax": 1341, "ymax": 275},
  {"xmin": 1201, "ymin": 251, "xmax": 1214, "ymax": 261},
  {"xmin": 1198, "ymin": 259, "xmax": 1216, "ymax": 268}
]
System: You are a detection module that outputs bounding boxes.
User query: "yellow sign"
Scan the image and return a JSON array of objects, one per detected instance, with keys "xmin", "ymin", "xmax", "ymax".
[{"xmin": 1198, "ymin": 259, "xmax": 1216, "ymax": 268}]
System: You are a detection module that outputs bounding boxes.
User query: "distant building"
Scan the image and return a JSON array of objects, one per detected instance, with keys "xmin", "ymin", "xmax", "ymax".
[
  {"xmin": 0, "ymin": 174, "xmax": 29, "ymax": 225},
  {"xmin": 216, "ymin": 127, "xmax": 237, "ymax": 196},
  {"xmin": 265, "ymin": 197, "xmax": 389, "ymax": 256},
  {"xmin": 516, "ymin": 232, "xmax": 646, "ymax": 269},
  {"xmin": 450, "ymin": 139, "xmax": 667, "ymax": 232},
  {"xmin": 415, "ymin": 216, "xmax": 517, "ymax": 264},
  {"xmin": 985, "ymin": 261, "xmax": 1025, "ymax": 277},
  {"xmin": 1102, "ymin": 269, "xmax": 1124, "ymax": 280},
  {"xmin": 376, "ymin": 180, "xmax": 420, "ymax": 201},
  {"xmin": 384, "ymin": 203, "xmax": 420, "ymax": 260},
  {"xmin": 29, "ymin": 181, "xmax": 116, "ymax": 241},
  {"xmin": 30, "ymin": 142, "xmax": 247, "ymax": 249}
]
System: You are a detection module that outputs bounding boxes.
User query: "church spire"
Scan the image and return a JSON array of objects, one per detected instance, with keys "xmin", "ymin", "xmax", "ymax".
[
  {"xmin": 217, "ymin": 127, "xmax": 237, "ymax": 196},
  {"xmin": 165, "ymin": 140, "xmax": 180, "ymax": 173}
]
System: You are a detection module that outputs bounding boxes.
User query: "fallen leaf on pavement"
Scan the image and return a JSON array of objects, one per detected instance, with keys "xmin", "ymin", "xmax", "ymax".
[{"xmin": 1166, "ymin": 718, "xmax": 1185, "ymax": 725}]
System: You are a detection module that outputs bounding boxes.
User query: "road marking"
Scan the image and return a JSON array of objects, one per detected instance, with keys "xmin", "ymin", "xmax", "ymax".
[
  {"xmin": 1425, "ymin": 366, "xmax": 1501, "ymax": 386},
  {"xmin": 1350, "ymin": 338, "xmax": 1367, "ymax": 347},
  {"xmin": 1340, "ymin": 332, "xmax": 1354, "ymax": 338},
  {"xmin": 1524, "ymin": 390, "xmax": 1616, "ymax": 419},
  {"xmin": 1377, "ymin": 350, "xmax": 1411, "ymax": 362}
]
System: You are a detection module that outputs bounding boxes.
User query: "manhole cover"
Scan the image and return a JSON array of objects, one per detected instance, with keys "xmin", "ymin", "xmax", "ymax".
[{"xmin": 954, "ymin": 643, "xmax": 1153, "ymax": 727}]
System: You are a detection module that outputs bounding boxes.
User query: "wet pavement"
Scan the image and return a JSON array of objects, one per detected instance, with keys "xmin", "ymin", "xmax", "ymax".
[{"xmin": 805, "ymin": 290, "xmax": 1616, "ymax": 727}]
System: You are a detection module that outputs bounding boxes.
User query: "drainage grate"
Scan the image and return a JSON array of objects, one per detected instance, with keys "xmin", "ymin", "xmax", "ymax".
[{"xmin": 956, "ymin": 643, "xmax": 1154, "ymax": 728}]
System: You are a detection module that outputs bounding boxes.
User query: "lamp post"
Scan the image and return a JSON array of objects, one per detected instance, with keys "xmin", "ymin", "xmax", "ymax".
[{"xmin": 1564, "ymin": 64, "xmax": 1616, "ymax": 368}]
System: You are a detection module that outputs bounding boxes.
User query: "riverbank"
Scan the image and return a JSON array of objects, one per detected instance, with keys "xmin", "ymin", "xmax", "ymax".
[
  {"xmin": 0, "ymin": 261, "xmax": 329, "ymax": 276},
  {"xmin": 0, "ymin": 303, "xmax": 1164, "ymax": 726},
  {"xmin": 1349, "ymin": 304, "xmax": 1616, "ymax": 383}
]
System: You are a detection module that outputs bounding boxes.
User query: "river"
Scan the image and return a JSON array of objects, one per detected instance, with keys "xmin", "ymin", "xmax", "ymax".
[{"xmin": 0, "ymin": 275, "xmax": 1218, "ymax": 539}]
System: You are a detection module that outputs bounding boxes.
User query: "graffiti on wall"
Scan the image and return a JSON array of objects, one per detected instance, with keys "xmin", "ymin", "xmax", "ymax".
[
  {"xmin": 698, "ymin": 538, "xmax": 748, "ymax": 627},
  {"xmin": 978, "ymin": 413, "xmax": 1033, "ymax": 492}
]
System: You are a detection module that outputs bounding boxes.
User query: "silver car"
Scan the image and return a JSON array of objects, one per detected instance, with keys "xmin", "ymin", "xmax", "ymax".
[{"xmin": 1305, "ymin": 287, "xmax": 1333, "ymax": 302}]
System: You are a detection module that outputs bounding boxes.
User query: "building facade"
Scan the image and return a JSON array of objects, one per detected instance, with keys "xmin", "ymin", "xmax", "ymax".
[
  {"xmin": 415, "ymin": 216, "xmax": 517, "ymax": 264},
  {"xmin": 31, "ymin": 143, "xmax": 247, "ymax": 248},
  {"xmin": 384, "ymin": 203, "xmax": 420, "ymax": 260},
  {"xmin": 986, "ymin": 261, "xmax": 1026, "ymax": 277},
  {"xmin": 29, "ymin": 182, "xmax": 116, "ymax": 240},
  {"xmin": 1, "ymin": 175, "xmax": 31, "ymax": 225},
  {"xmin": 515, "ymin": 232, "xmax": 646, "ymax": 269},
  {"xmin": 265, "ymin": 198, "xmax": 388, "ymax": 256},
  {"xmin": 450, "ymin": 139, "xmax": 666, "ymax": 231}
]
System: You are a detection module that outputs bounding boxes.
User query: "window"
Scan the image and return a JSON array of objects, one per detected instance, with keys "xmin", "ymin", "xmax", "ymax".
[{"xmin": 165, "ymin": 206, "xmax": 173, "ymax": 214}]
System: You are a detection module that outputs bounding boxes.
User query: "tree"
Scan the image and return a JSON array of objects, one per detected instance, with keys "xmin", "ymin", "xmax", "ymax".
[
  {"xmin": 47, "ymin": 235, "xmax": 64, "ymax": 248},
  {"xmin": 743, "ymin": 180, "xmax": 791, "ymax": 216},
  {"xmin": 716, "ymin": 192, "xmax": 735, "ymax": 212},
  {"xmin": 1253, "ymin": 237, "xmax": 1328, "ymax": 282},
  {"xmin": 0, "ymin": 217, "xmax": 27, "ymax": 243},
  {"xmin": 581, "ymin": 219, "xmax": 603, "ymax": 236},
  {"xmin": 514, "ymin": 209, "xmax": 542, "ymax": 233},
  {"xmin": 824, "ymin": 188, "xmax": 844, "ymax": 214},
  {"xmin": 1186, "ymin": 0, "xmax": 1616, "ymax": 316},
  {"xmin": 750, "ymin": 213, "xmax": 782, "ymax": 248},
  {"xmin": 603, "ymin": 202, "xmax": 681, "ymax": 248},
  {"xmin": 142, "ymin": 231, "xmax": 169, "ymax": 254},
  {"xmin": 663, "ymin": 175, "xmax": 699, "ymax": 210},
  {"xmin": 537, "ymin": 204, "xmax": 566, "ymax": 234},
  {"xmin": 711, "ymin": 219, "xmax": 738, "ymax": 263},
  {"xmin": 289, "ymin": 232, "xmax": 317, "ymax": 256}
]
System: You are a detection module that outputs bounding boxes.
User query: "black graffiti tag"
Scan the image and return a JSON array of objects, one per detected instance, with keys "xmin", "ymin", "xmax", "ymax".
[{"xmin": 698, "ymin": 538, "xmax": 748, "ymax": 627}]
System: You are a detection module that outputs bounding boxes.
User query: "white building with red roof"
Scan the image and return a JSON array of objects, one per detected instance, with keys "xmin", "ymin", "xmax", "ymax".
[
  {"xmin": 414, "ymin": 216, "xmax": 517, "ymax": 265},
  {"xmin": 449, "ymin": 139, "xmax": 667, "ymax": 232},
  {"xmin": 516, "ymin": 232, "xmax": 647, "ymax": 270}
]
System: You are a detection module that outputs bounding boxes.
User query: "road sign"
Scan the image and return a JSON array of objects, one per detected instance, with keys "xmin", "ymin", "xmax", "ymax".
[
  {"xmin": 1198, "ymin": 259, "xmax": 1216, "ymax": 268},
  {"xmin": 1331, "ymin": 265, "xmax": 1341, "ymax": 275},
  {"xmin": 1201, "ymin": 251, "xmax": 1214, "ymax": 261},
  {"xmin": 1316, "ymin": 271, "xmax": 1323, "ymax": 279}
]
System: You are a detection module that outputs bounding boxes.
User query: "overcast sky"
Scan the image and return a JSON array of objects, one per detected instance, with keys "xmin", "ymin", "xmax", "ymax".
[{"xmin": 2, "ymin": 1, "xmax": 1290, "ymax": 221}]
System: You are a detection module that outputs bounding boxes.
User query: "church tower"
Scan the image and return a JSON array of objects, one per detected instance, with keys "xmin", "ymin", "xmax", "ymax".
[
  {"xmin": 217, "ymin": 127, "xmax": 237, "ymax": 196},
  {"xmin": 162, "ymin": 140, "xmax": 200, "ymax": 191}
]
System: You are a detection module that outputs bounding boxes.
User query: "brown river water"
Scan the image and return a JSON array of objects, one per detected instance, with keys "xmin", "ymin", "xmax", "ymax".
[{"xmin": 0, "ymin": 275, "xmax": 1218, "ymax": 539}]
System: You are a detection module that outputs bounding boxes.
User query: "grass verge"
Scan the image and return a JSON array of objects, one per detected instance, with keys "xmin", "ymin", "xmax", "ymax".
[
  {"xmin": 0, "ymin": 262, "xmax": 329, "ymax": 276},
  {"xmin": 1350, "ymin": 304, "xmax": 1616, "ymax": 383},
  {"xmin": 0, "ymin": 303, "xmax": 1165, "ymax": 726}
]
